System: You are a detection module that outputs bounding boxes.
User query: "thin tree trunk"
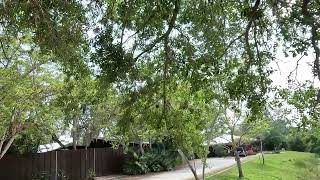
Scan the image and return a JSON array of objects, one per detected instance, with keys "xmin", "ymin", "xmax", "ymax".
[
  {"xmin": 260, "ymin": 139, "xmax": 264, "ymax": 165},
  {"xmin": 202, "ymin": 157, "xmax": 207, "ymax": 180},
  {"xmin": 83, "ymin": 130, "xmax": 92, "ymax": 150},
  {"xmin": 178, "ymin": 149, "xmax": 200, "ymax": 180},
  {"xmin": 139, "ymin": 141, "xmax": 144, "ymax": 155},
  {"xmin": 72, "ymin": 118, "xmax": 77, "ymax": 150},
  {"xmin": 0, "ymin": 138, "xmax": 4, "ymax": 153},
  {"xmin": 0, "ymin": 110, "xmax": 17, "ymax": 159},
  {"xmin": 149, "ymin": 138, "xmax": 152, "ymax": 150},
  {"xmin": 0, "ymin": 135, "xmax": 16, "ymax": 159},
  {"xmin": 231, "ymin": 133, "xmax": 244, "ymax": 179},
  {"xmin": 234, "ymin": 150, "xmax": 244, "ymax": 179}
]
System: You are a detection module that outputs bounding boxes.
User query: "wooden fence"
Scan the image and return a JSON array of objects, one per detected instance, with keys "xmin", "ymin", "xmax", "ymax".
[{"xmin": 0, "ymin": 148, "xmax": 125, "ymax": 180}]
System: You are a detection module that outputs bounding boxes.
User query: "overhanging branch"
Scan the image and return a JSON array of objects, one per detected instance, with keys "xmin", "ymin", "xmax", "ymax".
[
  {"xmin": 133, "ymin": 0, "xmax": 180, "ymax": 60},
  {"xmin": 244, "ymin": 0, "xmax": 261, "ymax": 65}
]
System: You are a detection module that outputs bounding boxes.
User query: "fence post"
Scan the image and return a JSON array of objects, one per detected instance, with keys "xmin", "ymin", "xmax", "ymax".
[{"xmin": 55, "ymin": 151, "xmax": 58, "ymax": 180}]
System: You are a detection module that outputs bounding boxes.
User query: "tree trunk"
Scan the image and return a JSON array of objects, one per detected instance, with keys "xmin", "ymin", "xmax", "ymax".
[
  {"xmin": 149, "ymin": 138, "xmax": 152, "ymax": 150},
  {"xmin": 0, "ymin": 138, "xmax": 4, "ymax": 154},
  {"xmin": 231, "ymin": 132, "xmax": 244, "ymax": 179},
  {"xmin": 0, "ymin": 110, "xmax": 17, "ymax": 159},
  {"xmin": 178, "ymin": 149, "xmax": 200, "ymax": 180},
  {"xmin": 72, "ymin": 118, "xmax": 77, "ymax": 150},
  {"xmin": 139, "ymin": 141, "xmax": 144, "ymax": 155},
  {"xmin": 83, "ymin": 131, "xmax": 92, "ymax": 150},
  {"xmin": 234, "ymin": 150, "xmax": 244, "ymax": 179},
  {"xmin": 0, "ymin": 135, "xmax": 16, "ymax": 159},
  {"xmin": 260, "ymin": 139, "xmax": 264, "ymax": 165},
  {"xmin": 202, "ymin": 157, "xmax": 207, "ymax": 180}
]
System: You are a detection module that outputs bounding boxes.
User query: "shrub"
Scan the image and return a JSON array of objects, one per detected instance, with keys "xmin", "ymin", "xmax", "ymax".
[
  {"xmin": 143, "ymin": 151, "xmax": 164, "ymax": 172},
  {"xmin": 307, "ymin": 134, "xmax": 320, "ymax": 154},
  {"xmin": 311, "ymin": 146, "xmax": 320, "ymax": 155},
  {"xmin": 263, "ymin": 121, "xmax": 290, "ymax": 151},
  {"xmin": 214, "ymin": 144, "xmax": 228, "ymax": 157},
  {"xmin": 156, "ymin": 150, "xmax": 181, "ymax": 171},
  {"xmin": 264, "ymin": 134, "xmax": 288, "ymax": 151},
  {"xmin": 123, "ymin": 150, "xmax": 150, "ymax": 175},
  {"xmin": 87, "ymin": 169, "xmax": 96, "ymax": 180},
  {"xmin": 123, "ymin": 149, "xmax": 181, "ymax": 175},
  {"xmin": 289, "ymin": 136, "xmax": 310, "ymax": 152}
]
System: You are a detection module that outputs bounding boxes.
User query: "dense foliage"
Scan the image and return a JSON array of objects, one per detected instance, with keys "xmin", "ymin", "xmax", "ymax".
[
  {"xmin": 123, "ymin": 148, "xmax": 181, "ymax": 175},
  {"xmin": 209, "ymin": 144, "xmax": 228, "ymax": 157},
  {"xmin": 0, "ymin": 0, "xmax": 319, "ymax": 179}
]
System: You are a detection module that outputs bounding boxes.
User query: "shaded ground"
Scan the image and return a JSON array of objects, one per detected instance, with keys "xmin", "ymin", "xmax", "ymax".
[{"xmin": 96, "ymin": 155, "xmax": 257, "ymax": 180}]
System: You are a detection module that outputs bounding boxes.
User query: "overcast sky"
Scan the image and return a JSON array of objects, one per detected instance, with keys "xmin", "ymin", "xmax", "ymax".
[{"xmin": 270, "ymin": 49, "xmax": 319, "ymax": 89}]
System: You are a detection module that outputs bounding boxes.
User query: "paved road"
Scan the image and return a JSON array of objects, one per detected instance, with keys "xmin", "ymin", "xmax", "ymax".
[{"xmin": 96, "ymin": 155, "xmax": 257, "ymax": 180}]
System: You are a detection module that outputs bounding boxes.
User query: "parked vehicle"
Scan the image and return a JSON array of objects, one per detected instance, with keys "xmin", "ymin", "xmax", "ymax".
[
  {"xmin": 236, "ymin": 147, "xmax": 247, "ymax": 157},
  {"xmin": 245, "ymin": 144, "xmax": 256, "ymax": 155}
]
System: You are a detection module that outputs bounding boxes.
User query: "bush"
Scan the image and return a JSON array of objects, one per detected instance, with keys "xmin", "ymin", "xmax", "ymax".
[
  {"xmin": 156, "ymin": 150, "xmax": 181, "ymax": 171},
  {"xmin": 289, "ymin": 136, "xmax": 310, "ymax": 152},
  {"xmin": 262, "ymin": 121, "xmax": 290, "ymax": 151},
  {"xmin": 311, "ymin": 146, "xmax": 320, "ymax": 155},
  {"xmin": 123, "ymin": 149, "xmax": 181, "ymax": 175},
  {"xmin": 123, "ymin": 150, "xmax": 150, "ymax": 175},
  {"xmin": 144, "ymin": 150, "xmax": 178, "ymax": 171},
  {"xmin": 143, "ymin": 151, "xmax": 163, "ymax": 172},
  {"xmin": 307, "ymin": 134, "xmax": 320, "ymax": 154},
  {"xmin": 213, "ymin": 144, "xmax": 228, "ymax": 157},
  {"xmin": 87, "ymin": 169, "xmax": 96, "ymax": 180},
  {"xmin": 264, "ymin": 134, "xmax": 288, "ymax": 151}
]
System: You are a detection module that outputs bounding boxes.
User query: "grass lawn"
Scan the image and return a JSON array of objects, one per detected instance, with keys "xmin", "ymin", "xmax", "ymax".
[{"xmin": 207, "ymin": 151, "xmax": 320, "ymax": 180}]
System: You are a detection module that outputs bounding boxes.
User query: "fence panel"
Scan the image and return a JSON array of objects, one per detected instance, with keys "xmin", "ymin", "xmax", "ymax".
[
  {"xmin": 0, "ymin": 147, "xmax": 124, "ymax": 180},
  {"xmin": 80, "ymin": 150, "xmax": 86, "ymax": 179},
  {"xmin": 50, "ymin": 152, "xmax": 56, "ymax": 180}
]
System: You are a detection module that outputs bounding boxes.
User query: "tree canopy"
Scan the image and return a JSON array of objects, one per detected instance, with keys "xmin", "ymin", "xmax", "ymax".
[{"xmin": 0, "ymin": 0, "xmax": 319, "ymax": 179}]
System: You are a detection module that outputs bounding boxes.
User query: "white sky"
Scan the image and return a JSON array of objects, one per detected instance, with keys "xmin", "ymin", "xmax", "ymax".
[{"xmin": 270, "ymin": 50, "xmax": 319, "ymax": 88}]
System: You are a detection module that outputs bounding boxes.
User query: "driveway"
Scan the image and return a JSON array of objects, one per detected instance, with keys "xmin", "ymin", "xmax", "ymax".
[{"xmin": 96, "ymin": 155, "xmax": 257, "ymax": 180}]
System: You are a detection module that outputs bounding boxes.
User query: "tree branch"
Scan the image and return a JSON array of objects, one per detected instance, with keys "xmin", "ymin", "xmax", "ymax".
[
  {"xmin": 0, "ymin": 38, "xmax": 10, "ymax": 68},
  {"xmin": 0, "ymin": 109, "xmax": 17, "ymax": 159},
  {"xmin": 219, "ymin": 32, "xmax": 245, "ymax": 60},
  {"xmin": 178, "ymin": 149, "xmax": 200, "ymax": 180},
  {"xmin": 0, "ymin": 135, "xmax": 17, "ymax": 159},
  {"xmin": 301, "ymin": 0, "xmax": 320, "ymax": 103},
  {"xmin": 133, "ymin": 0, "xmax": 180, "ymax": 60},
  {"xmin": 244, "ymin": 0, "xmax": 261, "ymax": 65},
  {"xmin": 287, "ymin": 54, "xmax": 304, "ymax": 82},
  {"xmin": 0, "ymin": 135, "xmax": 5, "ymax": 153},
  {"xmin": 311, "ymin": 25, "xmax": 320, "ymax": 80},
  {"xmin": 122, "ymin": 13, "xmax": 156, "ymax": 45},
  {"xmin": 162, "ymin": 27, "xmax": 172, "ymax": 123},
  {"xmin": 51, "ymin": 134, "xmax": 66, "ymax": 149}
]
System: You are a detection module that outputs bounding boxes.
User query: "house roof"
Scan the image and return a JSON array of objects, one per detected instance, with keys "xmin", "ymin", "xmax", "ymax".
[
  {"xmin": 204, "ymin": 134, "xmax": 240, "ymax": 145},
  {"xmin": 37, "ymin": 135, "xmax": 73, "ymax": 153}
]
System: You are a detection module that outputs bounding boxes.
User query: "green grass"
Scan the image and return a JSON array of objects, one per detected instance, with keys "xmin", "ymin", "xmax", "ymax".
[{"xmin": 207, "ymin": 151, "xmax": 320, "ymax": 180}]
